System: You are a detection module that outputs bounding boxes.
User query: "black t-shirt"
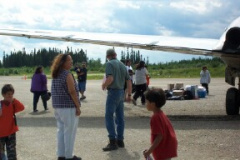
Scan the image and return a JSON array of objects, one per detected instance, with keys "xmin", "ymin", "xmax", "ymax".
[{"xmin": 77, "ymin": 67, "xmax": 87, "ymax": 82}]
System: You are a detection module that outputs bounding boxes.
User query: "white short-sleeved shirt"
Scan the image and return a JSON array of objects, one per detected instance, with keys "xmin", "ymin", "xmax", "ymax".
[
  {"xmin": 135, "ymin": 67, "xmax": 148, "ymax": 85},
  {"xmin": 126, "ymin": 65, "xmax": 133, "ymax": 80}
]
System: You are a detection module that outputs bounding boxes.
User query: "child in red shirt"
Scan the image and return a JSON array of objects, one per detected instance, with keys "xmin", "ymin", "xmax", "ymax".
[
  {"xmin": 0, "ymin": 84, "xmax": 25, "ymax": 160},
  {"xmin": 143, "ymin": 88, "xmax": 177, "ymax": 160}
]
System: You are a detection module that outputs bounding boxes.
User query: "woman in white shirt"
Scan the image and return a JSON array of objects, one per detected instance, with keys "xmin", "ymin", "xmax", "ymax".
[
  {"xmin": 132, "ymin": 61, "xmax": 149, "ymax": 105},
  {"xmin": 200, "ymin": 66, "xmax": 211, "ymax": 95}
]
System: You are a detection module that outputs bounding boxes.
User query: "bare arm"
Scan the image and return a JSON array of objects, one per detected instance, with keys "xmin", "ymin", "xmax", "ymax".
[
  {"xmin": 12, "ymin": 98, "xmax": 25, "ymax": 113},
  {"xmin": 102, "ymin": 75, "xmax": 114, "ymax": 90},
  {"xmin": 144, "ymin": 134, "xmax": 163, "ymax": 158},
  {"xmin": 126, "ymin": 79, "xmax": 132, "ymax": 102},
  {"xmin": 66, "ymin": 73, "xmax": 81, "ymax": 116}
]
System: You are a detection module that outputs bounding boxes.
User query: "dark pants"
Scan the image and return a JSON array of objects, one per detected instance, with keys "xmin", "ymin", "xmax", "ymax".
[
  {"xmin": 201, "ymin": 83, "xmax": 209, "ymax": 94},
  {"xmin": 33, "ymin": 91, "xmax": 47, "ymax": 111},
  {"xmin": 0, "ymin": 133, "xmax": 16, "ymax": 160},
  {"xmin": 133, "ymin": 83, "xmax": 147, "ymax": 104}
]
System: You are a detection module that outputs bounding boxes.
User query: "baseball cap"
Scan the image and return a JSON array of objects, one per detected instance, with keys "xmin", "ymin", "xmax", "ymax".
[{"xmin": 106, "ymin": 49, "xmax": 116, "ymax": 56}]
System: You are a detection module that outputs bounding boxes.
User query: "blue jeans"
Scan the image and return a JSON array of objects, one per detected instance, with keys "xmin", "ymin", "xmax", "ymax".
[
  {"xmin": 105, "ymin": 89, "xmax": 125, "ymax": 140},
  {"xmin": 78, "ymin": 81, "xmax": 86, "ymax": 92},
  {"xmin": 1, "ymin": 153, "xmax": 7, "ymax": 160}
]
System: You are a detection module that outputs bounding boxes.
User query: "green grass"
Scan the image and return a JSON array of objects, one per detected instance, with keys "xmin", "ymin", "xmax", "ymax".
[{"xmin": 0, "ymin": 64, "xmax": 225, "ymax": 79}]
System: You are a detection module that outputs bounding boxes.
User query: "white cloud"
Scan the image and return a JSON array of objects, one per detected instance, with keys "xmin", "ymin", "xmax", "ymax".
[
  {"xmin": 117, "ymin": 1, "xmax": 140, "ymax": 9},
  {"xmin": 155, "ymin": 24, "xmax": 175, "ymax": 36},
  {"xmin": 170, "ymin": 0, "xmax": 222, "ymax": 15},
  {"xmin": 0, "ymin": 0, "xmax": 239, "ymax": 63}
]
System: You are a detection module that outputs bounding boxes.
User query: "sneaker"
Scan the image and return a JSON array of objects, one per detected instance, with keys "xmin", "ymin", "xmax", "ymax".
[
  {"xmin": 80, "ymin": 96, "xmax": 86, "ymax": 100},
  {"xmin": 45, "ymin": 108, "xmax": 49, "ymax": 111},
  {"xmin": 117, "ymin": 140, "xmax": 125, "ymax": 148},
  {"xmin": 33, "ymin": 110, "xmax": 38, "ymax": 112},
  {"xmin": 58, "ymin": 157, "xmax": 65, "ymax": 160},
  {"xmin": 132, "ymin": 99, "xmax": 137, "ymax": 106},
  {"xmin": 102, "ymin": 140, "xmax": 118, "ymax": 151},
  {"xmin": 65, "ymin": 155, "xmax": 81, "ymax": 160}
]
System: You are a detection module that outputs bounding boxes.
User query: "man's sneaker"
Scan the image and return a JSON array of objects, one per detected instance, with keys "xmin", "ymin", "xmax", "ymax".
[
  {"xmin": 80, "ymin": 96, "xmax": 86, "ymax": 100},
  {"xmin": 117, "ymin": 140, "xmax": 125, "ymax": 148},
  {"xmin": 102, "ymin": 140, "xmax": 118, "ymax": 151},
  {"xmin": 132, "ymin": 99, "xmax": 137, "ymax": 106}
]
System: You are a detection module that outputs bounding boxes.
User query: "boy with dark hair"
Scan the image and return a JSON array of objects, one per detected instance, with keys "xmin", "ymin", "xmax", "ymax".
[
  {"xmin": 0, "ymin": 84, "xmax": 25, "ymax": 160},
  {"xmin": 143, "ymin": 88, "xmax": 177, "ymax": 160}
]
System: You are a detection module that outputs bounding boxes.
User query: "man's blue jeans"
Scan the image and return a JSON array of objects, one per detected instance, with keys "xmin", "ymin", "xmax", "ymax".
[{"xmin": 105, "ymin": 89, "xmax": 124, "ymax": 140}]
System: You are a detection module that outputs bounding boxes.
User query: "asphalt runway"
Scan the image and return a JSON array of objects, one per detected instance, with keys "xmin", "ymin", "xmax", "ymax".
[{"xmin": 0, "ymin": 77, "xmax": 239, "ymax": 160}]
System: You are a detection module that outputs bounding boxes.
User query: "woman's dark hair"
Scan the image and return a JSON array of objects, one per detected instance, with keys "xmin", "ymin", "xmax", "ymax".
[
  {"xmin": 35, "ymin": 66, "xmax": 43, "ymax": 74},
  {"xmin": 136, "ymin": 61, "xmax": 145, "ymax": 70},
  {"xmin": 2, "ymin": 84, "xmax": 15, "ymax": 95},
  {"xmin": 51, "ymin": 54, "xmax": 69, "ymax": 78},
  {"xmin": 125, "ymin": 59, "xmax": 131, "ymax": 65},
  {"xmin": 144, "ymin": 88, "xmax": 166, "ymax": 108}
]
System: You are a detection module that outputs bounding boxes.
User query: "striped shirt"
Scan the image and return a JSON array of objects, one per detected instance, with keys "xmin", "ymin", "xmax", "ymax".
[{"xmin": 51, "ymin": 70, "xmax": 80, "ymax": 108}]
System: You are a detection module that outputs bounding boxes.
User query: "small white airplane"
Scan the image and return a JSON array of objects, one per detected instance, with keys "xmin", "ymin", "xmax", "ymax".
[{"xmin": 0, "ymin": 17, "xmax": 240, "ymax": 115}]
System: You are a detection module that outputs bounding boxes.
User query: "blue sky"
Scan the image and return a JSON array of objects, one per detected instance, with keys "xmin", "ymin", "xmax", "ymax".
[{"xmin": 0, "ymin": 0, "xmax": 240, "ymax": 63}]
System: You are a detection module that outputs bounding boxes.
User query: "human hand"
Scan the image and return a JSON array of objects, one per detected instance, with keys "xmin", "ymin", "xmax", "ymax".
[
  {"xmin": 126, "ymin": 96, "xmax": 131, "ymax": 102},
  {"xmin": 143, "ymin": 150, "xmax": 150, "ymax": 158},
  {"xmin": 102, "ymin": 84, "xmax": 107, "ymax": 90},
  {"xmin": 76, "ymin": 107, "xmax": 81, "ymax": 116}
]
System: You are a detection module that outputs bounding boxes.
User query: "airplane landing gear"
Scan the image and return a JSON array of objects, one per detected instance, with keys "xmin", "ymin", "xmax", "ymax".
[{"xmin": 226, "ymin": 79, "xmax": 240, "ymax": 115}]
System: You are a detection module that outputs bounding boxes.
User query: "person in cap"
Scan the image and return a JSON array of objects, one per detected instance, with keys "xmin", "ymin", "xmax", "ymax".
[
  {"xmin": 75, "ymin": 62, "xmax": 87, "ymax": 100},
  {"xmin": 102, "ymin": 48, "xmax": 132, "ymax": 151}
]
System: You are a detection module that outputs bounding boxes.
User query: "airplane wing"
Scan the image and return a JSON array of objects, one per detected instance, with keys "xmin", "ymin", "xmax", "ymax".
[{"xmin": 0, "ymin": 28, "xmax": 219, "ymax": 56}]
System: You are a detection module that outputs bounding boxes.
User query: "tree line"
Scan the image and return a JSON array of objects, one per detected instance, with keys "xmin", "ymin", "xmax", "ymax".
[
  {"xmin": 2, "ymin": 47, "xmax": 87, "ymax": 68},
  {"xmin": 0, "ymin": 47, "xmax": 225, "ymax": 77},
  {"xmin": 1, "ymin": 47, "xmax": 147, "ymax": 68}
]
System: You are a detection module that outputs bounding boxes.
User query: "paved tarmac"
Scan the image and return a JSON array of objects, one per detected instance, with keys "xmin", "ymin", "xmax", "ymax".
[{"xmin": 0, "ymin": 77, "xmax": 240, "ymax": 160}]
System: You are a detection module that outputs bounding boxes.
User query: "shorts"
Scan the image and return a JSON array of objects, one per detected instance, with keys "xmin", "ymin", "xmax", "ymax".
[{"xmin": 78, "ymin": 81, "xmax": 86, "ymax": 92}]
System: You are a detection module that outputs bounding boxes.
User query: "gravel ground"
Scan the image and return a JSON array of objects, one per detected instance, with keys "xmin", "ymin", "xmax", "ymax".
[{"xmin": 0, "ymin": 77, "xmax": 239, "ymax": 160}]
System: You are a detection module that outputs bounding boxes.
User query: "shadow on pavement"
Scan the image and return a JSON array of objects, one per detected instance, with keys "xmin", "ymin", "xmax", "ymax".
[{"xmin": 17, "ymin": 115, "xmax": 240, "ymax": 130}]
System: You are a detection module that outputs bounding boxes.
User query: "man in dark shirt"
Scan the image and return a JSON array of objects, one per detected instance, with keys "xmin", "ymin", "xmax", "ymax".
[{"xmin": 75, "ymin": 62, "xmax": 87, "ymax": 100}]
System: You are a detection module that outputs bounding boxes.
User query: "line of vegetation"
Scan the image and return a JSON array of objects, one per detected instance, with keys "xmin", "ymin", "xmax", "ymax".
[{"xmin": 0, "ymin": 47, "xmax": 225, "ymax": 78}]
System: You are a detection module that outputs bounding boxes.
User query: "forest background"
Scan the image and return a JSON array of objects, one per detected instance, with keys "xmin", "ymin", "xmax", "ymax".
[{"xmin": 0, "ymin": 47, "xmax": 225, "ymax": 79}]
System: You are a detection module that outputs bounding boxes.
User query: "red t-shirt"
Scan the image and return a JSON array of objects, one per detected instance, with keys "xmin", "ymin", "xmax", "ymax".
[
  {"xmin": 0, "ymin": 99, "xmax": 25, "ymax": 137},
  {"xmin": 150, "ymin": 111, "xmax": 177, "ymax": 160}
]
